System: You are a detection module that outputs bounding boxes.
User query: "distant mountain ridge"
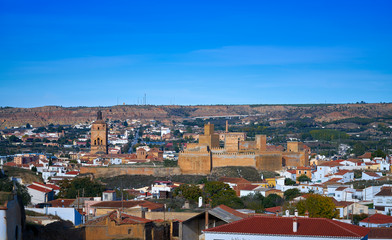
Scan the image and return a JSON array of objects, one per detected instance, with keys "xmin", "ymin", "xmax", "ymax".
[{"xmin": 0, "ymin": 103, "xmax": 391, "ymax": 128}]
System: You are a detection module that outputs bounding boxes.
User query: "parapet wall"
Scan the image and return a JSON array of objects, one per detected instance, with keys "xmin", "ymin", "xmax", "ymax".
[{"xmin": 79, "ymin": 166, "xmax": 182, "ymax": 178}]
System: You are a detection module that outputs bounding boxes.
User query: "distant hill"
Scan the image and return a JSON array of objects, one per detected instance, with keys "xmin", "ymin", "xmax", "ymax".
[{"xmin": 0, "ymin": 103, "xmax": 391, "ymax": 128}]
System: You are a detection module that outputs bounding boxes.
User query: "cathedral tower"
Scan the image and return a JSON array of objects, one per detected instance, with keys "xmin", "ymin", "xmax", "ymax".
[{"xmin": 90, "ymin": 110, "xmax": 108, "ymax": 154}]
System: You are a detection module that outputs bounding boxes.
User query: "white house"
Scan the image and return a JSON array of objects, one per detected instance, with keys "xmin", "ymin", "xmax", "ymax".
[
  {"xmin": 373, "ymin": 186, "xmax": 392, "ymax": 214},
  {"xmin": 334, "ymin": 186, "xmax": 355, "ymax": 201},
  {"xmin": 362, "ymin": 172, "xmax": 382, "ymax": 180},
  {"xmin": 26, "ymin": 207, "xmax": 83, "ymax": 226},
  {"xmin": 27, "ymin": 182, "xmax": 55, "ymax": 205}
]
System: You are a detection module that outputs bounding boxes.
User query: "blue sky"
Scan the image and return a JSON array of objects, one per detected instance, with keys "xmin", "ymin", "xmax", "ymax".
[{"xmin": 1, "ymin": 0, "xmax": 391, "ymax": 107}]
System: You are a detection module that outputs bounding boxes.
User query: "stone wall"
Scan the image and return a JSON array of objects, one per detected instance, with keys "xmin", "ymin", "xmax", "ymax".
[
  {"xmin": 212, "ymin": 153, "xmax": 255, "ymax": 168},
  {"xmin": 80, "ymin": 166, "xmax": 182, "ymax": 178},
  {"xmin": 178, "ymin": 152, "xmax": 211, "ymax": 175}
]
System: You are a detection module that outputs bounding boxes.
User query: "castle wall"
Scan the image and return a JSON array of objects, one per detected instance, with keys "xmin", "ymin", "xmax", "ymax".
[
  {"xmin": 255, "ymin": 152, "xmax": 282, "ymax": 171},
  {"xmin": 178, "ymin": 152, "xmax": 211, "ymax": 175},
  {"xmin": 80, "ymin": 166, "xmax": 182, "ymax": 178},
  {"xmin": 283, "ymin": 151, "xmax": 309, "ymax": 168}
]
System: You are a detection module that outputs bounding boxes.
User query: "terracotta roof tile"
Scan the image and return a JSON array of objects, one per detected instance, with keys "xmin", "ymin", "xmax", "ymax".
[
  {"xmin": 375, "ymin": 187, "xmax": 392, "ymax": 197},
  {"xmin": 360, "ymin": 214, "xmax": 392, "ymax": 224},
  {"xmin": 204, "ymin": 216, "xmax": 369, "ymax": 237}
]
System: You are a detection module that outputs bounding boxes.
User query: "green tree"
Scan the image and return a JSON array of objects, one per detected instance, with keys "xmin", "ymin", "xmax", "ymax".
[
  {"xmin": 123, "ymin": 121, "xmax": 128, "ymax": 127},
  {"xmin": 297, "ymin": 174, "xmax": 311, "ymax": 183},
  {"xmin": 31, "ymin": 166, "xmax": 37, "ymax": 172},
  {"xmin": 352, "ymin": 142, "xmax": 366, "ymax": 156},
  {"xmin": 173, "ymin": 184, "xmax": 202, "ymax": 202},
  {"xmin": 204, "ymin": 181, "xmax": 243, "ymax": 209},
  {"xmin": 0, "ymin": 178, "xmax": 31, "ymax": 206},
  {"xmin": 372, "ymin": 149, "xmax": 386, "ymax": 159},
  {"xmin": 284, "ymin": 188, "xmax": 301, "ymax": 201},
  {"xmin": 285, "ymin": 178, "xmax": 296, "ymax": 186},
  {"xmin": 263, "ymin": 194, "xmax": 283, "ymax": 208},
  {"xmin": 58, "ymin": 178, "xmax": 104, "ymax": 198},
  {"xmin": 296, "ymin": 194, "xmax": 338, "ymax": 219},
  {"xmin": 241, "ymin": 193, "xmax": 265, "ymax": 213}
]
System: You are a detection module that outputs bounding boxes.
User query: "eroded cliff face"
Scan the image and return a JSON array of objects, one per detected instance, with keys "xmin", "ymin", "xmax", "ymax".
[{"xmin": 0, "ymin": 103, "xmax": 391, "ymax": 128}]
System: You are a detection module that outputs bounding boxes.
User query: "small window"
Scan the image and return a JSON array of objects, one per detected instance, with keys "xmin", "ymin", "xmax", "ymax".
[
  {"xmin": 98, "ymin": 127, "xmax": 100, "ymax": 130},
  {"xmin": 128, "ymin": 229, "xmax": 132, "ymax": 234}
]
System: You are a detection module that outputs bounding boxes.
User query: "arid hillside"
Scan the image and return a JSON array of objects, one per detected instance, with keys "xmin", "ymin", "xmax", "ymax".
[{"xmin": 0, "ymin": 103, "xmax": 391, "ymax": 128}]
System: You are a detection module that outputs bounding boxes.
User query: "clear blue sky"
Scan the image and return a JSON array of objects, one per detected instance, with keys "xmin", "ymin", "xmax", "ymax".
[{"xmin": 1, "ymin": 0, "xmax": 391, "ymax": 107}]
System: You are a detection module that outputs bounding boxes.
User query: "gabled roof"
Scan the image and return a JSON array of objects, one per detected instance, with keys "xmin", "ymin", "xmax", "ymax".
[
  {"xmin": 335, "ymin": 186, "xmax": 348, "ymax": 191},
  {"xmin": 237, "ymin": 184, "xmax": 260, "ymax": 191},
  {"xmin": 264, "ymin": 206, "xmax": 283, "ymax": 213},
  {"xmin": 47, "ymin": 199, "xmax": 75, "ymax": 207},
  {"xmin": 360, "ymin": 214, "xmax": 392, "ymax": 224},
  {"xmin": 204, "ymin": 216, "xmax": 369, "ymax": 237},
  {"xmin": 375, "ymin": 187, "xmax": 392, "ymax": 197},
  {"xmin": 209, "ymin": 204, "xmax": 248, "ymax": 222},
  {"xmin": 334, "ymin": 170, "xmax": 351, "ymax": 176},
  {"xmin": 363, "ymin": 172, "xmax": 381, "ymax": 177},
  {"xmin": 219, "ymin": 177, "xmax": 251, "ymax": 184},
  {"xmin": 27, "ymin": 184, "xmax": 53, "ymax": 193}
]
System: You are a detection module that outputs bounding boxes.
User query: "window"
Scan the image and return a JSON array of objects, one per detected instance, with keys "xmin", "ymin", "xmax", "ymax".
[
  {"xmin": 299, "ymin": 170, "xmax": 301, "ymax": 174},
  {"xmin": 360, "ymin": 209, "xmax": 364, "ymax": 213},
  {"xmin": 128, "ymin": 229, "xmax": 132, "ymax": 234},
  {"xmin": 98, "ymin": 127, "xmax": 100, "ymax": 130},
  {"xmin": 386, "ymin": 199, "xmax": 392, "ymax": 204},
  {"xmin": 376, "ymin": 198, "xmax": 383, "ymax": 203}
]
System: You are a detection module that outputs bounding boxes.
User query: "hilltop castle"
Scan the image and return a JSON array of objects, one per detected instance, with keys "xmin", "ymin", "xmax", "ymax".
[{"xmin": 178, "ymin": 123, "xmax": 310, "ymax": 174}]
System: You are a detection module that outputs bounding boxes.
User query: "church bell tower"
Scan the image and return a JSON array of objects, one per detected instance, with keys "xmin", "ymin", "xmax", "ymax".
[{"xmin": 90, "ymin": 110, "xmax": 108, "ymax": 154}]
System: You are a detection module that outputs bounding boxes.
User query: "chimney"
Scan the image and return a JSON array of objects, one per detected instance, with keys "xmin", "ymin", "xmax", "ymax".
[
  {"xmin": 116, "ymin": 209, "xmax": 120, "ymax": 220},
  {"xmin": 285, "ymin": 210, "xmax": 289, "ymax": 217},
  {"xmin": 305, "ymin": 210, "xmax": 309, "ymax": 218},
  {"xmin": 293, "ymin": 217, "xmax": 298, "ymax": 233},
  {"xmin": 294, "ymin": 209, "xmax": 298, "ymax": 217}
]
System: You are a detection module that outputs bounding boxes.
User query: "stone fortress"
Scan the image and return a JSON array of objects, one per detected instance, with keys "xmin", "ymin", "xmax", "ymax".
[{"xmin": 179, "ymin": 123, "xmax": 310, "ymax": 174}]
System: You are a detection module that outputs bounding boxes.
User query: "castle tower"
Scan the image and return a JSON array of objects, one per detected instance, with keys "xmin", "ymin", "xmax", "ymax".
[
  {"xmin": 198, "ymin": 123, "xmax": 220, "ymax": 148},
  {"xmin": 90, "ymin": 110, "xmax": 108, "ymax": 154}
]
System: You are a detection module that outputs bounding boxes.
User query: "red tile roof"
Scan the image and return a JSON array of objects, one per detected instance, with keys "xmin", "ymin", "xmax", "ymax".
[
  {"xmin": 204, "ymin": 216, "xmax": 369, "ymax": 237},
  {"xmin": 375, "ymin": 187, "xmax": 392, "ymax": 197},
  {"xmin": 368, "ymin": 227, "xmax": 392, "ymax": 239},
  {"xmin": 47, "ymin": 199, "xmax": 75, "ymax": 207},
  {"xmin": 363, "ymin": 172, "xmax": 381, "ymax": 177},
  {"xmin": 360, "ymin": 214, "xmax": 392, "ymax": 224},
  {"xmin": 66, "ymin": 171, "xmax": 79, "ymax": 175},
  {"xmin": 219, "ymin": 177, "xmax": 251, "ymax": 184},
  {"xmin": 215, "ymin": 204, "xmax": 249, "ymax": 219},
  {"xmin": 237, "ymin": 184, "xmax": 259, "ymax": 191},
  {"xmin": 286, "ymin": 170, "xmax": 296, "ymax": 174},
  {"xmin": 264, "ymin": 206, "xmax": 283, "ymax": 213},
  {"xmin": 27, "ymin": 184, "xmax": 53, "ymax": 193},
  {"xmin": 334, "ymin": 170, "xmax": 351, "ymax": 176}
]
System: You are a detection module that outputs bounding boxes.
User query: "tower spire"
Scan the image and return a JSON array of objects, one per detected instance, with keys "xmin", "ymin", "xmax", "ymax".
[{"xmin": 97, "ymin": 110, "xmax": 102, "ymax": 120}]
